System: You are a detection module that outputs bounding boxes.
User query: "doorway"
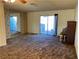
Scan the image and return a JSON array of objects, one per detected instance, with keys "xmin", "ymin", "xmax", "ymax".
[
  {"xmin": 10, "ymin": 16, "xmax": 18, "ymax": 34},
  {"xmin": 40, "ymin": 15, "xmax": 58, "ymax": 35}
]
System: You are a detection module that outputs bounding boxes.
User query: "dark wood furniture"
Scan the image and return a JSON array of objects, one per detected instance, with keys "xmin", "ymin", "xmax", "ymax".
[{"xmin": 66, "ymin": 21, "xmax": 76, "ymax": 44}]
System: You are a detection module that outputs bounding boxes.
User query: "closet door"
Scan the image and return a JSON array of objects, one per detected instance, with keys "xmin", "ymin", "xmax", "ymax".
[{"xmin": 67, "ymin": 21, "xmax": 76, "ymax": 44}]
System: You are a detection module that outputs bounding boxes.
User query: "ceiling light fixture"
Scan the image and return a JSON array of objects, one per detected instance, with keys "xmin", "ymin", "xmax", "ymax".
[
  {"xmin": 4, "ymin": 0, "xmax": 8, "ymax": 2},
  {"xmin": 3, "ymin": 0, "xmax": 28, "ymax": 4},
  {"xmin": 3, "ymin": 0, "xmax": 15, "ymax": 3},
  {"xmin": 10, "ymin": 0, "xmax": 15, "ymax": 3}
]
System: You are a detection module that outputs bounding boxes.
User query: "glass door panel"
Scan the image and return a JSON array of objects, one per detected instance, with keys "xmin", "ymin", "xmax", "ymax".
[
  {"xmin": 47, "ymin": 16, "xmax": 55, "ymax": 35},
  {"xmin": 40, "ymin": 16, "xmax": 48, "ymax": 34}
]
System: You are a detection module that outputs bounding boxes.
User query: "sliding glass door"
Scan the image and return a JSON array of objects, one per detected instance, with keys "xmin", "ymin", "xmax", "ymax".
[
  {"xmin": 40, "ymin": 16, "xmax": 48, "ymax": 34},
  {"xmin": 10, "ymin": 16, "xmax": 17, "ymax": 34},
  {"xmin": 40, "ymin": 15, "xmax": 57, "ymax": 35}
]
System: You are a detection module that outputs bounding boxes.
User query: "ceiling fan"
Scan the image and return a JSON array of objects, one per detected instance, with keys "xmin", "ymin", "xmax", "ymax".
[
  {"xmin": 3, "ymin": 0, "xmax": 37, "ymax": 5},
  {"xmin": 2, "ymin": 0, "xmax": 28, "ymax": 4},
  {"xmin": 3, "ymin": 0, "xmax": 28, "ymax": 3},
  {"xmin": 3, "ymin": 0, "xmax": 38, "ymax": 7},
  {"xmin": 19, "ymin": 0, "xmax": 28, "ymax": 4}
]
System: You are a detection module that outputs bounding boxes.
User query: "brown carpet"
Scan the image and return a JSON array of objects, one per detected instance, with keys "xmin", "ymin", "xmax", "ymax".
[{"xmin": 0, "ymin": 34, "xmax": 77, "ymax": 59}]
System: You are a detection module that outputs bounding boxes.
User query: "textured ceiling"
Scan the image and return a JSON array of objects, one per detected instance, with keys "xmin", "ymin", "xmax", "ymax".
[{"xmin": 3, "ymin": 0, "xmax": 77, "ymax": 12}]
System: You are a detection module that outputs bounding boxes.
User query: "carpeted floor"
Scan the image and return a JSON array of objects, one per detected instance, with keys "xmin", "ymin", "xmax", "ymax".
[{"xmin": 0, "ymin": 34, "xmax": 77, "ymax": 59}]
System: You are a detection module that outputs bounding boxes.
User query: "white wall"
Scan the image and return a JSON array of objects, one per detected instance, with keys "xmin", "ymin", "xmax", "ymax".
[
  {"xmin": 20, "ymin": 13, "xmax": 27, "ymax": 34},
  {"xmin": 0, "ymin": 2, "xmax": 6, "ymax": 46},
  {"xmin": 75, "ymin": 4, "xmax": 78, "ymax": 58},
  {"xmin": 27, "ymin": 9, "xmax": 76, "ymax": 35}
]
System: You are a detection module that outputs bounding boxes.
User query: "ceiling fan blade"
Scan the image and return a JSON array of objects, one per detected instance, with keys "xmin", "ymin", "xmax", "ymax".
[{"xmin": 19, "ymin": 0, "xmax": 27, "ymax": 4}]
